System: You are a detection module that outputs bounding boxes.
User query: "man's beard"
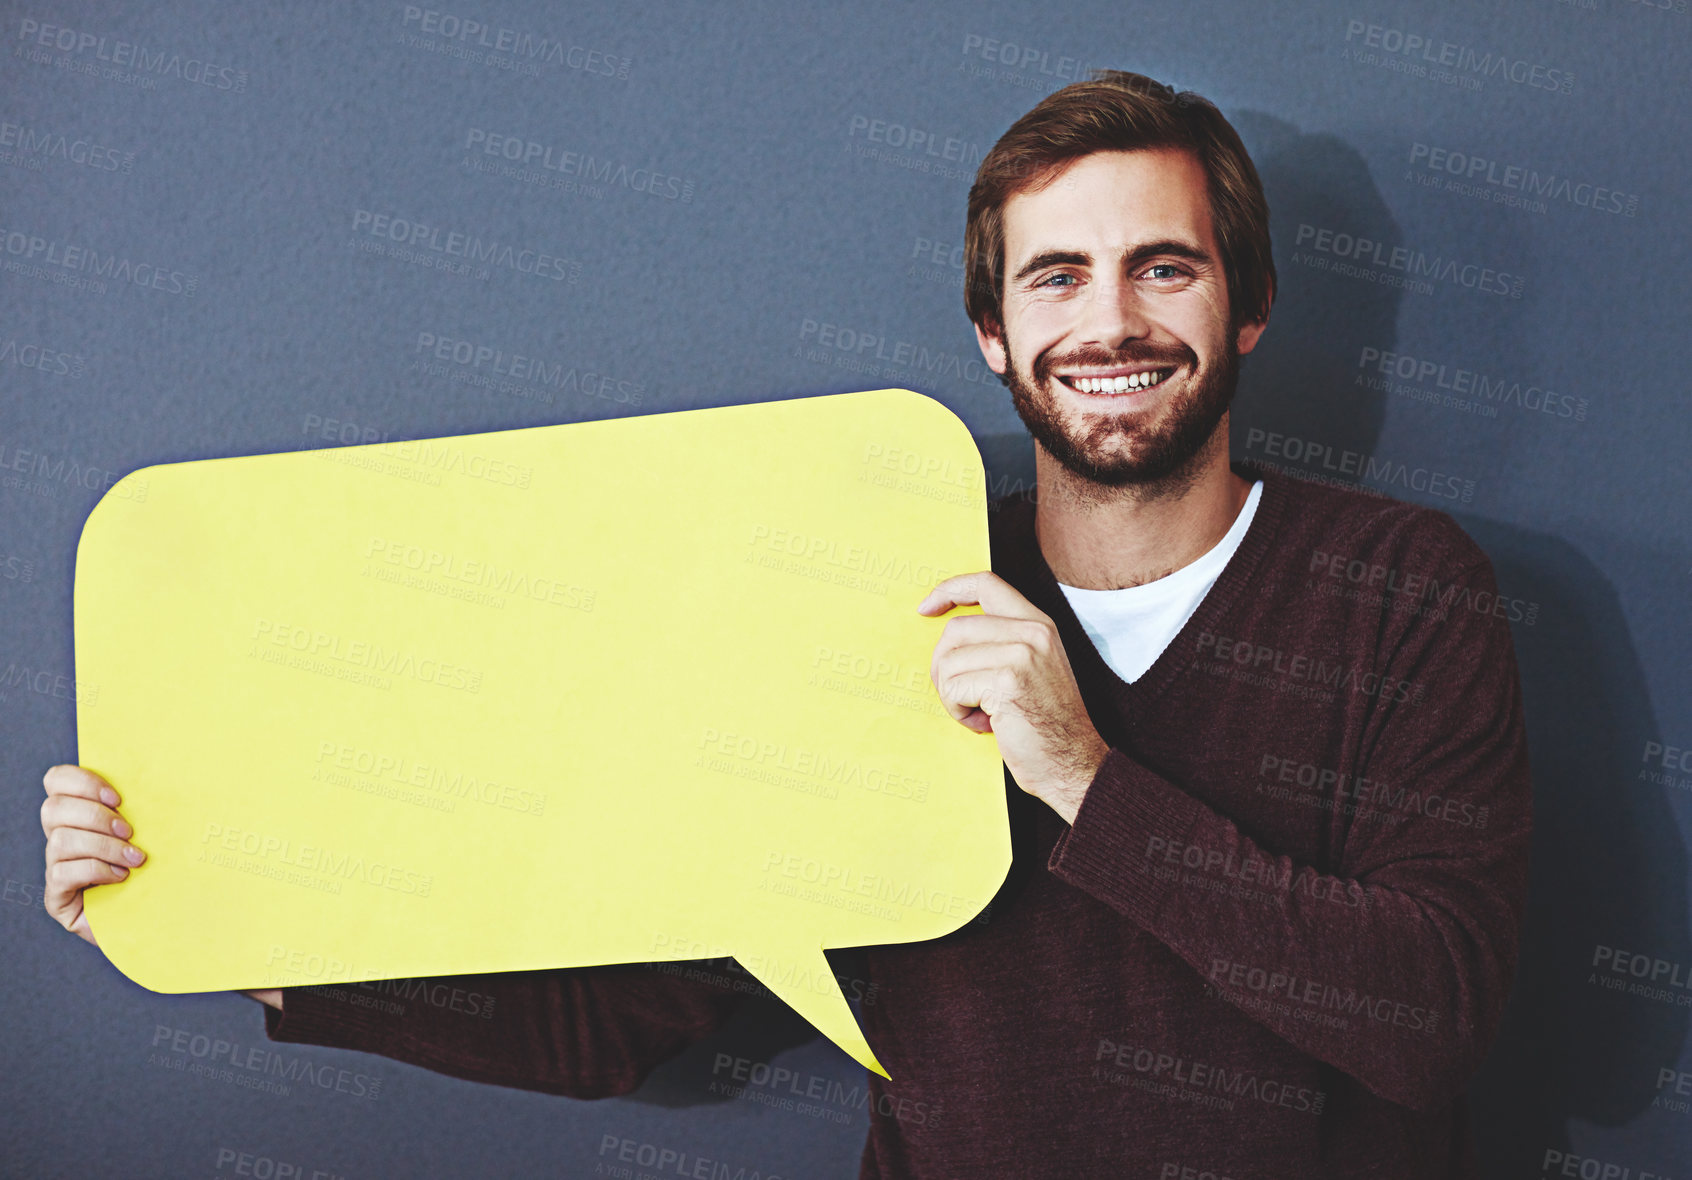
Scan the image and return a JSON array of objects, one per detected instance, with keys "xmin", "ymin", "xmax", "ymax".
[{"xmin": 1003, "ymin": 334, "xmax": 1239, "ymax": 497}]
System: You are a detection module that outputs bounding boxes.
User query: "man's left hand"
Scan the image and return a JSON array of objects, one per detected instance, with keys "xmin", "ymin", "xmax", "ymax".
[{"xmin": 918, "ymin": 571, "xmax": 1110, "ymax": 825}]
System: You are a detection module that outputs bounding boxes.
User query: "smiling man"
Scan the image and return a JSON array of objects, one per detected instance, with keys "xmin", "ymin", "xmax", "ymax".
[
  {"xmin": 900, "ymin": 71, "xmax": 1531, "ymax": 1178},
  {"xmin": 43, "ymin": 70, "xmax": 1531, "ymax": 1180}
]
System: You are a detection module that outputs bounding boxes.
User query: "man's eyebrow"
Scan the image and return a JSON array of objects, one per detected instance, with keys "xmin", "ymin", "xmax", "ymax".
[
  {"xmin": 1009, "ymin": 240, "xmax": 1215, "ymax": 284},
  {"xmin": 1011, "ymin": 250, "xmax": 1091, "ymax": 285}
]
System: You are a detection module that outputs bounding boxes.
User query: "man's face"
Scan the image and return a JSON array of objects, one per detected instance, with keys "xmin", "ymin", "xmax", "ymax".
[{"xmin": 975, "ymin": 148, "xmax": 1266, "ymax": 491}]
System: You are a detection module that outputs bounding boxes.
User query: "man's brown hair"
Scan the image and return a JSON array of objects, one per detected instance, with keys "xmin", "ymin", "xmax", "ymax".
[{"xmin": 964, "ymin": 70, "xmax": 1275, "ymax": 337}]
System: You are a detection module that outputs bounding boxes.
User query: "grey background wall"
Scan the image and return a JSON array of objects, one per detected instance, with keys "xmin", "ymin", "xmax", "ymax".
[{"xmin": 3, "ymin": 1, "xmax": 1688, "ymax": 1176}]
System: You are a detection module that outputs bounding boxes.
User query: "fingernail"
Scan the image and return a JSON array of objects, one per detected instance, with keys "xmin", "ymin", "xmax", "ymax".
[
  {"xmin": 111, "ymin": 864, "xmax": 127, "ymax": 877},
  {"xmin": 111, "ymin": 818, "xmax": 133, "ymax": 840},
  {"xmin": 123, "ymin": 845, "xmax": 145, "ymax": 865},
  {"xmin": 100, "ymin": 787, "xmax": 119, "ymax": 806}
]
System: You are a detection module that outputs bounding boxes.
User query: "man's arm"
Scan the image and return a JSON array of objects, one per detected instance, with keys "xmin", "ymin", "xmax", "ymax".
[
  {"xmin": 1047, "ymin": 556, "xmax": 1532, "ymax": 1112},
  {"xmin": 257, "ymin": 960, "xmax": 747, "ymax": 1099}
]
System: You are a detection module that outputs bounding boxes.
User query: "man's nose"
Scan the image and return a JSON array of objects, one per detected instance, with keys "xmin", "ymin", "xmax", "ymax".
[{"xmin": 1074, "ymin": 275, "xmax": 1150, "ymax": 347}]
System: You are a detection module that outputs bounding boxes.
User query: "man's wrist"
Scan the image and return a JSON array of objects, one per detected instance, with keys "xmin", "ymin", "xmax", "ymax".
[
  {"xmin": 242, "ymin": 988, "xmax": 283, "ymax": 1011},
  {"xmin": 1047, "ymin": 735, "xmax": 1111, "ymax": 826}
]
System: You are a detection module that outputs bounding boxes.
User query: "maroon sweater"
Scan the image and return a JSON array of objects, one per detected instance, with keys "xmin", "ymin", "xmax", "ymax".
[{"xmin": 264, "ymin": 459, "xmax": 1532, "ymax": 1178}]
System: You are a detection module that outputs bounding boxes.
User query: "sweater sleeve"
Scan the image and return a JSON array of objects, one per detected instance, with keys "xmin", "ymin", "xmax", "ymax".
[
  {"xmin": 261, "ymin": 960, "xmax": 748, "ymax": 1098},
  {"xmin": 1047, "ymin": 556, "xmax": 1532, "ymax": 1112}
]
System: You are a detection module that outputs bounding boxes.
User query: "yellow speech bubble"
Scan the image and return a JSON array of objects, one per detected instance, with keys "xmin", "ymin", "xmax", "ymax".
[{"xmin": 75, "ymin": 388, "xmax": 1010, "ymax": 1078}]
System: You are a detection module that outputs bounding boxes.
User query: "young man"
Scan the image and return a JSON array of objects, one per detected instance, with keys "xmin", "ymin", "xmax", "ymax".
[{"xmin": 43, "ymin": 71, "xmax": 1531, "ymax": 1177}]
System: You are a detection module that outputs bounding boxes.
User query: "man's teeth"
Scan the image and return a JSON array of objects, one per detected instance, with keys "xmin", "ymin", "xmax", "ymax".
[{"xmin": 1065, "ymin": 369, "xmax": 1172, "ymax": 394}]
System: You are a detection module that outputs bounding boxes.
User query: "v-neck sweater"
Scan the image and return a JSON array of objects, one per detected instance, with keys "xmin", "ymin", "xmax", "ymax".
[
  {"xmin": 1057, "ymin": 477, "xmax": 1263, "ymax": 684},
  {"xmin": 264, "ymin": 459, "xmax": 1532, "ymax": 1180}
]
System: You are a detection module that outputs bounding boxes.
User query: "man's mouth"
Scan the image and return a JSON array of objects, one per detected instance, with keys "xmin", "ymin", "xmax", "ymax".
[{"xmin": 1053, "ymin": 367, "xmax": 1176, "ymax": 395}]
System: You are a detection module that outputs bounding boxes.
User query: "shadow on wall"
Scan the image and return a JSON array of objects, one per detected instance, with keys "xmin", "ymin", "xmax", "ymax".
[
  {"xmin": 968, "ymin": 113, "xmax": 1689, "ymax": 1167},
  {"xmin": 1457, "ymin": 519, "xmax": 1689, "ymax": 1174}
]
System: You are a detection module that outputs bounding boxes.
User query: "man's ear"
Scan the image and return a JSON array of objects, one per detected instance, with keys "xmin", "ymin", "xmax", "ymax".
[
  {"xmin": 1235, "ymin": 316, "xmax": 1268, "ymax": 356},
  {"xmin": 1234, "ymin": 281, "xmax": 1274, "ymax": 356},
  {"xmin": 973, "ymin": 317, "xmax": 1008, "ymax": 375}
]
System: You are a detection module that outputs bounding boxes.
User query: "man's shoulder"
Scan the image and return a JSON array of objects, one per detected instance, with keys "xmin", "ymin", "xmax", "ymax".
[{"xmin": 1238, "ymin": 459, "xmax": 1493, "ymax": 583}]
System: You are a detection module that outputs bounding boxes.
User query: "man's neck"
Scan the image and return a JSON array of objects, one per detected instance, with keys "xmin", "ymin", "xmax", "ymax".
[{"xmin": 1033, "ymin": 424, "xmax": 1251, "ymax": 591}]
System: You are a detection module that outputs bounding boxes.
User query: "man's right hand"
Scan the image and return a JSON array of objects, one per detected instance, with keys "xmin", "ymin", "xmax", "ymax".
[{"xmin": 40, "ymin": 764, "xmax": 282, "ymax": 1011}]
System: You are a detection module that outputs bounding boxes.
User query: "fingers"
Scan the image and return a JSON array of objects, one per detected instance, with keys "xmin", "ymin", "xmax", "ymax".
[
  {"xmin": 41, "ymin": 792, "xmax": 132, "ymax": 841},
  {"xmin": 932, "ymin": 660, "xmax": 1015, "ymax": 727},
  {"xmin": 47, "ymin": 824, "xmax": 145, "ymax": 872},
  {"xmin": 42, "ymin": 763, "xmax": 120, "ymax": 816},
  {"xmin": 916, "ymin": 571, "xmax": 1044, "ymax": 621},
  {"xmin": 928, "ymin": 616, "xmax": 1054, "ymax": 692},
  {"xmin": 49, "ymin": 855, "xmax": 134, "ymax": 895},
  {"xmin": 44, "ymin": 855, "xmax": 127, "ymax": 946},
  {"xmin": 41, "ymin": 764, "xmax": 140, "ymax": 948}
]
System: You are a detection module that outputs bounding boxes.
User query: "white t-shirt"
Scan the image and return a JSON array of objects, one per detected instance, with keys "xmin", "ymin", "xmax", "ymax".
[{"xmin": 1056, "ymin": 480, "xmax": 1264, "ymax": 684}]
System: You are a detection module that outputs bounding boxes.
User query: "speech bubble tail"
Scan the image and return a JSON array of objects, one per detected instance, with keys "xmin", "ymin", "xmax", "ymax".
[{"xmin": 737, "ymin": 943, "xmax": 890, "ymax": 1080}]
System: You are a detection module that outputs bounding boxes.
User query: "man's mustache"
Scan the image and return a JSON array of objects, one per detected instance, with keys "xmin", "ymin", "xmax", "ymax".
[{"xmin": 1033, "ymin": 343, "xmax": 1197, "ymax": 377}]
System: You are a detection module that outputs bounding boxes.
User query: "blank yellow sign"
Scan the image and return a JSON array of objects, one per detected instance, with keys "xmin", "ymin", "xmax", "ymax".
[{"xmin": 75, "ymin": 388, "xmax": 1010, "ymax": 1078}]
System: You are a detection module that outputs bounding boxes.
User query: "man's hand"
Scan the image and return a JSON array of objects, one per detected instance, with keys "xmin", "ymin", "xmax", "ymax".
[
  {"xmin": 40, "ymin": 764, "xmax": 145, "ymax": 947},
  {"xmin": 918, "ymin": 571, "xmax": 1110, "ymax": 824},
  {"xmin": 42, "ymin": 764, "xmax": 282, "ymax": 1012}
]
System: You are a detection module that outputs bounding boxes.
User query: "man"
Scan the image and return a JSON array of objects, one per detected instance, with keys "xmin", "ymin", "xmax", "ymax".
[{"xmin": 43, "ymin": 71, "xmax": 1530, "ymax": 1177}]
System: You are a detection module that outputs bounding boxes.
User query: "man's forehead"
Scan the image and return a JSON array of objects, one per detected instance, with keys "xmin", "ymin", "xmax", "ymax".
[{"xmin": 1000, "ymin": 148, "xmax": 1216, "ymax": 262}]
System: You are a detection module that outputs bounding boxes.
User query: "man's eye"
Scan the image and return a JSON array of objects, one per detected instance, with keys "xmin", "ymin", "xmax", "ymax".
[
  {"xmin": 1145, "ymin": 264, "xmax": 1184, "ymax": 280},
  {"xmin": 1036, "ymin": 273, "xmax": 1077, "ymax": 288}
]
